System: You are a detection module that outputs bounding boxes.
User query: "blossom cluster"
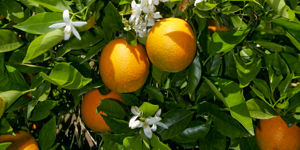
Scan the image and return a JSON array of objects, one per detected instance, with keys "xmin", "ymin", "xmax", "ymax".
[
  {"xmin": 129, "ymin": 106, "xmax": 168, "ymax": 139},
  {"xmin": 124, "ymin": 0, "xmax": 169, "ymax": 37}
]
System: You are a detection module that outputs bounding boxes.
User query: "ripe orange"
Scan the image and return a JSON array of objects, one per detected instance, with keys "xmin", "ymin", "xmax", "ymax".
[
  {"xmin": 0, "ymin": 131, "xmax": 39, "ymax": 150},
  {"xmin": 255, "ymin": 115, "xmax": 300, "ymax": 150},
  {"xmin": 99, "ymin": 38, "xmax": 149, "ymax": 93},
  {"xmin": 146, "ymin": 17, "xmax": 196, "ymax": 72},
  {"xmin": 207, "ymin": 18, "xmax": 229, "ymax": 35},
  {"xmin": 81, "ymin": 89, "xmax": 123, "ymax": 133},
  {"xmin": 0, "ymin": 15, "xmax": 4, "ymax": 20}
]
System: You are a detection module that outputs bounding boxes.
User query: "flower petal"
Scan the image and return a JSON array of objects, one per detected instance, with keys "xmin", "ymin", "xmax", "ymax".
[
  {"xmin": 143, "ymin": 125, "xmax": 152, "ymax": 139},
  {"xmin": 151, "ymin": 123, "xmax": 157, "ymax": 131},
  {"xmin": 63, "ymin": 10, "xmax": 71, "ymax": 23},
  {"xmin": 64, "ymin": 33, "xmax": 71, "ymax": 40},
  {"xmin": 71, "ymin": 25, "xmax": 81, "ymax": 40},
  {"xmin": 131, "ymin": 106, "xmax": 141, "ymax": 116},
  {"xmin": 155, "ymin": 109, "xmax": 162, "ymax": 116},
  {"xmin": 49, "ymin": 22, "xmax": 66, "ymax": 28},
  {"xmin": 130, "ymin": 120, "xmax": 142, "ymax": 129},
  {"xmin": 72, "ymin": 21, "xmax": 87, "ymax": 27},
  {"xmin": 147, "ymin": 117, "xmax": 161, "ymax": 125},
  {"xmin": 156, "ymin": 122, "xmax": 168, "ymax": 129},
  {"xmin": 129, "ymin": 115, "xmax": 139, "ymax": 127}
]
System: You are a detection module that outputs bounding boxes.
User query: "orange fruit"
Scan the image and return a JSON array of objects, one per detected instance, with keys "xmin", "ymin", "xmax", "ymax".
[
  {"xmin": 0, "ymin": 15, "xmax": 4, "ymax": 20},
  {"xmin": 0, "ymin": 131, "xmax": 39, "ymax": 150},
  {"xmin": 207, "ymin": 18, "xmax": 229, "ymax": 35},
  {"xmin": 81, "ymin": 89, "xmax": 123, "ymax": 133},
  {"xmin": 99, "ymin": 38, "xmax": 149, "ymax": 93},
  {"xmin": 146, "ymin": 17, "xmax": 196, "ymax": 72},
  {"xmin": 255, "ymin": 115, "xmax": 300, "ymax": 150}
]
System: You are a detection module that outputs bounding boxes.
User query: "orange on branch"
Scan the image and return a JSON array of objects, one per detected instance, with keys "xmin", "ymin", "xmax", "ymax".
[
  {"xmin": 99, "ymin": 38, "xmax": 149, "ymax": 93},
  {"xmin": 255, "ymin": 115, "xmax": 300, "ymax": 150},
  {"xmin": 146, "ymin": 17, "xmax": 196, "ymax": 72},
  {"xmin": 81, "ymin": 89, "xmax": 123, "ymax": 133},
  {"xmin": 0, "ymin": 131, "xmax": 39, "ymax": 150}
]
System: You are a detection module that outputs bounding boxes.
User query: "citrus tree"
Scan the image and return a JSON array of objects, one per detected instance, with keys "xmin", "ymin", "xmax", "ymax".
[{"xmin": 1, "ymin": 0, "xmax": 300, "ymax": 149}]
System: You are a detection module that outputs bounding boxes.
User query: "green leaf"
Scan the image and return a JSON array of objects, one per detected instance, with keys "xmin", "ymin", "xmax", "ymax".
[
  {"xmin": 207, "ymin": 77, "xmax": 254, "ymax": 136},
  {"xmin": 239, "ymin": 136, "xmax": 260, "ymax": 150},
  {"xmin": 0, "ymin": 117, "xmax": 13, "ymax": 133},
  {"xmin": 151, "ymin": 134, "xmax": 171, "ymax": 150},
  {"xmin": 272, "ymin": 19, "xmax": 300, "ymax": 44},
  {"xmin": 124, "ymin": 31, "xmax": 137, "ymax": 46},
  {"xmin": 80, "ymin": 39, "xmax": 108, "ymax": 64},
  {"xmin": 152, "ymin": 65, "xmax": 170, "ymax": 85},
  {"xmin": 104, "ymin": 2, "xmax": 123, "ymax": 32},
  {"xmin": 29, "ymin": 100, "xmax": 58, "ymax": 121},
  {"xmin": 102, "ymin": 134, "xmax": 127, "ymax": 150},
  {"xmin": 272, "ymin": 51, "xmax": 289, "ymax": 76},
  {"xmin": 138, "ymin": 102, "xmax": 159, "ymax": 117},
  {"xmin": 123, "ymin": 134, "xmax": 143, "ymax": 150},
  {"xmin": 38, "ymin": 116, "xmax": 56, "ymax": 150},
  {"xmin": 30, "ymin": 0, "xmax": 71, "ymax": 12},
  {"xmin": 188, "ymin": 55, "xmax": 201, "ymax": 96},
  {"xmin": 196, "ymin": 2, "xmax": 218, "ymax": 11},
  {"xmin": 158, "ymin": 109, "xmax": 194, "ymax": 140},
  {"xmin": 14, "ymin": 12, "xmax": 64, "ymax": 34},
  {"xmin": 0, "ymin": 142, "xmax": 11, "ymax": 150},
  {"xmin": 209, "ymin": 28, "xmax": 249, "ymax": 55},
  {"xmin": 0, "ymin": 98, "xmax": 4, "ymax": 118},
  {"xmin": 278, "ymin": 73, "xmax": 293, "ymax": 95},
  {"xmin": 246, "ymin": 98, "xmax": 278, "ymax": 119},
  {"xmin": 31, "ymin": 81, "xmax": 51, "ymax": 102},
  {"xmin": 145, "ymin": 85, "xmax": 164, "ymax": 103},
  {"xmin": 0, "ymin": 29, "xmax": 23, "ymax": 52},
  {"xmin": 233, "ymin": 51, "xmax": 261, "ymax": 88},
  {"xmin": 121, "ymin": 94, "xmax": 139, "ymax": 106},
  {"xmin": 252, "ymin": 78, "xmax": 273, "ymax": 100},
  {"xmin": 171, "ymin": 120, "xmax": 212, "ymax": 143},
  {"xmin": 40, "ymin": 62, "xmax": 92, "ymax": 90},
  {"xmin": 265, "ymin": 0, "xmax": 295, "ymax": 20},
  {"xmin": 213, "ymin": 112, "xmax": 249, "ymax": 138},
  {"xmin": 5, "ymin": 96, "xmax": 31, "ymax": 112},
  {"xmin": 23, "ymin": 29, "xmax": 63, "ymax": 63},
  {"xmin": 198, "ymin": 128, "xmax": 226, "ymax": 150},
  {"xmin": 0, "ymin": 0, "xmax": 24, "ymax": 23},
  {"xmin": 97, "ymin": 99, "xmax": 126, "ymax": 119},
  {"xmin": 0, "ymin": 90, "xmax": 33, "ymax": 110},
  {"xmin": 102, "ymin": 116, "xmax": 136, "ymax": 134}
]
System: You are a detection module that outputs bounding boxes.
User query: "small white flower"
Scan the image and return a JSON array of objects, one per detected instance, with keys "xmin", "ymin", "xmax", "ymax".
[
  {"xmin": 150, "ymin": 109, "xmax": 168, "ymax": 131},
  {"xmin": 194, "ymin": 0, "xmax": 206, "ymax": 6},
  {"xmin": 142, "ymin": 117, "xmax": 161, "ymax": 138},
  {"xmin": 141, "ymin": 0, "xmax": 156, "ymax": 14},
  {"xmin": 152, "ymin": 0, "xmax": 169, "ymax": 5},
  {"xmin": 129, "ymin": 106, "xmax": 143, "ymax": 129},
  {"xmin": 129, "ymin": 1, "xmax": 142, "ymax": 26},
  {"xmin": 49, "ymin": 10, "xmax": 87, "ymax": 40},
  {"xmin": 145, "ymin": 11, "xmax": 162, "ymax": 26}
]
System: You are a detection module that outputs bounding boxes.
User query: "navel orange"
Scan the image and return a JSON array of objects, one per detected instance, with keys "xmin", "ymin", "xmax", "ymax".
[
  {"xmin": 81, "ymin": 89, "xmax": 123, "ymax": 133},
  {"xmin": 255, "ymin": 115, "xmax": 300, "ymax": 150},
  {"xmin": 0, "ymin": 131, "xmax": 39, "ymax": 150},
  {"xmin": 99, "ymin": 38, "xmax": 149, "ymax": 93},
  {"xmin": 146, "ymin": 17, "xmax": 196, "ymax": 72}
]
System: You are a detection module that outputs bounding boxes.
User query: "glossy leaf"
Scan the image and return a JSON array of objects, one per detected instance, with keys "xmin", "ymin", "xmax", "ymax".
[
  {"xmin": 213, "ymin": 112, "xmax": 249, "ymax": 138},
  {"xmin": 272, "ymin": 51, "xmax": 289, "ymax": 76},
  {"xmin": 30, "ymin": 0, "xmax": 71, "ymax": 12},
  {"xmin": 0, "ymin": 142, "xmax": 11, "ymax": 150},
  {"xmin": 121, "ymin": 93, "xmax": 139, "ymax": 106},
  {"xmin": 0, "ymin": 90, "xmax": 32, "ymax": 110},
  {"xmin": 29, "ymin": 100, "xmax": 58, "ymax": 121},
  {"xmin": 123, "ymin": 134, "xmax": 143, "ymax": 150},
  {"xmin": 188, "ymin": 55, "xmax": 201, "ymax": 97},
  {"xmin": 38, "ymin": 116, "xmax": 56, "ymax": 150},
  {"xmin": 80, "ymin": 39, "xmax": 108, "ymax": 64},
  {"xmin": 207, "ymin": 77, "xmax": 254, "ymax": 136},
  {"xmin": 23, "ymin": 29, "xmax": 63, "ymax": 63},
  {"xmin": 0, "ymin": 29, "xmax": 23, "ymax": 52},
  {"xmin": 14, "ymin": 12, "xmax": 64, "ymax": 34},
  {"xmin": 104, "ymin": 2, "xmax": 123, "ymax": 32},
  {"xmin": 246, "ymin": 98, "xmax": 278, "ymax": 119},
  {"xmin": 152, "ymin": 65, "xmax": 170, "ymax": 85},
  {"xmin": 158, "ymin": 109, "xmax": 194, "ymax": 140},
  {"xmin": 0, "ymin": 118, "xmax": 13, "ymax": 133},
  {"xmin": 31, "ymin": 81, "xmax": 51, "ymax": 102},
  {"xmin": 0, "ymin": 0, "xmax": 24, "ymax": 23},
  {"xmin": 97, "ymin": 99, "xmax": 126, "ymax": 119},
  {"xmin": 265, "ymin": 0, "xmax": 295, "ymax": 20},
  {"xmin": 124, "ymin": 31, "xmax": 137, "ymax": 46},
  {"xmin": 40, "ymin": 63, "xmax": 92, "ymax": 90},
  {"xmin": 102, "ymin": 116, "xmax": 136, "ymax": 134},
  {"xmin": 198, "ymin": 128, "xmax": 226, "ymax": 150},
  {"xmin": 151, "ymin": 134, "xmax": 171, "ymax": 150},
  {"xmin": 171, "ymin": 120, "xmax": 212, "ymax": 143},
  {"xmin": 145, "ymin": 85, "xmax": 164, "ymax": 103},
  {"xmin": 138, "ymin": 102, "xmax": 159, "ymax": 117}
]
